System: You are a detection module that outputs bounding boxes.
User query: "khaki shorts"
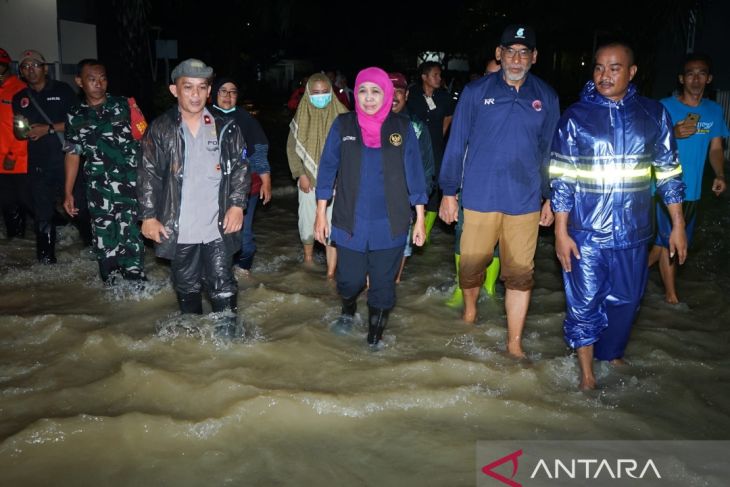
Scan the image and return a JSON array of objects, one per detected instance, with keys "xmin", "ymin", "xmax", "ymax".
[{"xmin": 459, "ymin": 209, "xmax": 540, "ymax": 291}]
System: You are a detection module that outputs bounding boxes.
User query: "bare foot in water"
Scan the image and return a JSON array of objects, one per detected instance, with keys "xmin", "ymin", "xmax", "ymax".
[
  {"xmin": 506, "ymin": 343, "xmax": 526, "ymax": 360},
  {"xmin": 579, "ymin": 376, "xmax": 597, "ymax": 390},
  {"xmin": 506, "ymin": 330, "xmax": 526, "ymax": 359},
  {"xmin": 462, "ymin": 308, "xmax": 477, "ymax": 324},
  {"xmin": 507, "ymin": 351, "xmax": 527, "ymax": 360},
  {"xmin": 664, "ymin": 293, "xmax": 679, "ymax": 305},
  {"xmin": 609, "ymin": 358, "xmax": 627, "ymax": 366}
]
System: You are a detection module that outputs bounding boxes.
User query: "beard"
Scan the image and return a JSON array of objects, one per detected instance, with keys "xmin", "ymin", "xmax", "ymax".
[{"xmin": 503, "ymin": 64, "xmax": 530, "ymax": 82}]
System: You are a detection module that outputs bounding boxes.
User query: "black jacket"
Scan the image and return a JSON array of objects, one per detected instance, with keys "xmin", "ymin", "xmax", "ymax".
[{"xmin": 138, "ymin": 106, "xmax": 250, "ymax": 259}]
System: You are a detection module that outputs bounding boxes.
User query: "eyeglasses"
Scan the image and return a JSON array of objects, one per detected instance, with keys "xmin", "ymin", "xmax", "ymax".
[
  {"xmin": 501, "ymin": 47, "xmax": 532, "ymax": 59},
  {"xmin": 20, "ymin": 62, "xmax": 43, "ymax": 70},
  {"xmin": 218, "ymin": 89, "xmax": 238, "ymax": 97}
]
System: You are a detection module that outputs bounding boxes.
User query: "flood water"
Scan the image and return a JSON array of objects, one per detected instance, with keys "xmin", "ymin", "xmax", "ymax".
[{"xmin": 1, "ymin": 109, "xmax": 729, "ymax": 486}]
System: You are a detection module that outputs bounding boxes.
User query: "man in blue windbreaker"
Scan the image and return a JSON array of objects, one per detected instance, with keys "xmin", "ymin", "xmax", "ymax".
[{"xmin": 550, "ymin": 41, "xmax": 687, "ymax": 390}]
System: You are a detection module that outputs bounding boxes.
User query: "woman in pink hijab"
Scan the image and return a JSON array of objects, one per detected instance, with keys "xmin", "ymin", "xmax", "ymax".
[{"xmin": 314, "ymin": 67, "xmax": 428, "ymax": 346}]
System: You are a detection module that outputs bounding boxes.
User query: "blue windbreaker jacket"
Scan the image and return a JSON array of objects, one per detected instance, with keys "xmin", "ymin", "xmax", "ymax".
[{"xmin": 550, "ymin": 81, "xmax": 685, "ymax": 249}]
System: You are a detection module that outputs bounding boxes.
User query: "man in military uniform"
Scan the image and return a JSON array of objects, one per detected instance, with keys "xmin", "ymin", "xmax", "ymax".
[{"xmin": 63, "ymin": 59, "xmax": 146, "ymax": 284}]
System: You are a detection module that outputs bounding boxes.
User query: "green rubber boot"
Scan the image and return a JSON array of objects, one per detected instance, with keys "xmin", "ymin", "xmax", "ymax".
[
  {"xmin": 424, "ymin": 211, "xmax": 438, "ymax": 245},
  {"xmin": 483, "ymin": 257, "xmax": 500, "ymax": 296},
  {"xmin": 446, "ymin": 254, "xmax": 464, "ymax": 308}
]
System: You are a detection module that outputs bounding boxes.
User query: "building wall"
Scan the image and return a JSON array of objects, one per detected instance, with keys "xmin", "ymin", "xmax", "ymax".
[{"xmin": 0, "ymin": 0, "xmax": 60, "ymax": 64}]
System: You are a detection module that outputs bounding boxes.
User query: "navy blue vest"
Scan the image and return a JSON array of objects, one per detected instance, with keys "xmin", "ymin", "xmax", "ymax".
[{"xmin": 332, "ymin": 112, "xmax": 412, "ymax": 237}]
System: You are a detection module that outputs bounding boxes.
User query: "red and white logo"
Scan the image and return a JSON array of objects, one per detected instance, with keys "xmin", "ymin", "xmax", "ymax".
[
  {"xmin": 20, "ymin": 97, "xmax": 29, "ymax": 109},
  {"xmin": 532, "ymin": 100, "xmax": 542, "ymax": 112},
  {"xmin": 482, "ymin": 449, "xmax": 523, "ymax": 487}
]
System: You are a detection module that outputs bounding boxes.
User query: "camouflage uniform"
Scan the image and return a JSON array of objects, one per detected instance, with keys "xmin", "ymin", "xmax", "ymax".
[{"xmin": 64, "ymin": 95, "xmax": 144, "ymax": 281}]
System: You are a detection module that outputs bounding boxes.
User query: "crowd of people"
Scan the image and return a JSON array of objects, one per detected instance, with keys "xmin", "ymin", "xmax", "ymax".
[{"xmin": 1, "ymin": 22, "xmax": 728, "ymax": 388}]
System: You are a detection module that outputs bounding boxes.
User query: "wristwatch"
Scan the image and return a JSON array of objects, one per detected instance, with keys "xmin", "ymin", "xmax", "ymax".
[{"xmin": 48, "ymin": 124, "xmax": 55, "ymax": 134}]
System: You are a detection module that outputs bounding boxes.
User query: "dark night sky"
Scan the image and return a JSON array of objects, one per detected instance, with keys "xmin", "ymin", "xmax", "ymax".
[{"xmin": 73, "ymin": 0, "xmax": 722, "ymax": 116}]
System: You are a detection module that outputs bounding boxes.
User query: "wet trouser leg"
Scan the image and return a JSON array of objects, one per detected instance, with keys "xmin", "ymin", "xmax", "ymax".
[
  {"xmin": 335, "ymin": 246, "xmax": 368, "ymax": 303},
  {"xmin": 337, "ymin": 246, "xmax": 403, "ymax": 344},
  {"xmin": 593, "ymin": 245, "xmax": 648, "ymax": 361},
  {"xmin": 563, "ymin": 242, "xmax": 648, "ymax": 361},
  {"xmin": 72, "ymin": 172, "xmax": 93, "ymax": 247},
  {"xmin": 115, "ymin": 201, "xmax": 146, "ymax": 281},
  {"xmin": 337, "ymin": 245, "xmax": 405, "ymax": 309},
  {"xmin": 202, "ymin": 238, "xmax": 238, "ymax": 311},
  {"xmin": 87, "ymin": 176, "xmax": 146, "ymax": 282},
  {"xmin": 364, "ymin": 246, "xmax": 404, "ymax": 311},
  {"xmin": 203, "ymin": 239, "xmax": 239, "ymax": 338},
  {"xmin": 30, "ymin": 167, "xmax": 62, "ymax": 264},
  {"xmin": 562, "ymin": 244, "xmax": 611, "ymax": 350},
  {"xmin": 237, "ymin": 192, "xmax": 258, "ymax": 270},
  {"xmin": 88, "ymin": 181, "xmax": 117, "ymax": 281},
  {"xmin": 0, "ymin": 173, "xmax": 31, "ymax": 238},
  {"xmin": 171, "ymin": 243, "xmax": 204, "ymax": 314},
  {"xmin": 2, "ymin": 205, "xmax": 24, "ymax": 238}
]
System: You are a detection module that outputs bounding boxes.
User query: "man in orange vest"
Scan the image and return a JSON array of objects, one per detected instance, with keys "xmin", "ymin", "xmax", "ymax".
[{"xmin": 0, "ymin": 47, "xmax": 30, "ymax": 239}]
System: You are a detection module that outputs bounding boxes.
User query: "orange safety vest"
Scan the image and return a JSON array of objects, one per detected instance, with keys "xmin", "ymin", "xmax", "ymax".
[{"xmin": 0, "ymin": 74, "xmax": 28, "ymax": 174}]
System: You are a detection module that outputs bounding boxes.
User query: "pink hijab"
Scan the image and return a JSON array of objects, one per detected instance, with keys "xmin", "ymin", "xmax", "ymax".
[{"xmin": 354, "ymin": 67, "xmax": 394, "ymax": 148}]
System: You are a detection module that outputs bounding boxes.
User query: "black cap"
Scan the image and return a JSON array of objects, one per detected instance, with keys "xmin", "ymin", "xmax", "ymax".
[{"xmin": 500, "ymin": 24, "xmax": 536, "ymax": 50}]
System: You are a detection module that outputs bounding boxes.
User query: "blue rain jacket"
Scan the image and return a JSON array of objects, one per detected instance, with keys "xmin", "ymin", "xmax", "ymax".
[{"xmin": 550, "ymin": 81, "xmax": 685, "ymax": 249}]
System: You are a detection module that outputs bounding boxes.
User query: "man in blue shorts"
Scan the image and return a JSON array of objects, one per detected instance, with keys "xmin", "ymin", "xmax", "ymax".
[{"xmin": 649, "ymin": 53, "xmax": 729, "ymax": 304}]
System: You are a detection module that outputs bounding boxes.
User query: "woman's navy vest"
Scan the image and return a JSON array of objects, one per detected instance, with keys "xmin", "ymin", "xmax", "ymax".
[{"xmin": 332, "ymin": 112, "xmax": 412, "ymax": 237}]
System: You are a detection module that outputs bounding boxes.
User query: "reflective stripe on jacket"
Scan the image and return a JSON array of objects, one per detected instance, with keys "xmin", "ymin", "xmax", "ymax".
[{"xmin": 550, "ymin": 81, "xmax": 685, "ymax": 249}]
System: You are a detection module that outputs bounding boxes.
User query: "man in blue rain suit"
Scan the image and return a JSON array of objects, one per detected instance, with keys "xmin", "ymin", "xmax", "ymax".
[{"xmin": 550, "ymin": 42, "xmax": 687, "ymax": 390}]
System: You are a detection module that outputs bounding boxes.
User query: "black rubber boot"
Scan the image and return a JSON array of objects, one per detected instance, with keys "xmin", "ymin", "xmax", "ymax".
[
  {"xmin": 177, "ymin": 292, "xmax": 203, "ymax": 314},
  {"xmin": 36, "ymin": 223, "xmax": 57, "ymax": 264},
  {"xmin": 211, "ymin": 294, "xmax": 240, "ymax": 339},
  {"xmin": 341, "ymin": 295, "xmax": 357, "ymax": 316},
  {"xmin": 211, "ymin": 294, "xmax": 238, "ymax": 313},
  {"xmin": 332, "ymin": 295, "xmax": 357, "ymax": 334},
  {"xmin": 367, "ymin": 307, "xmax": 390, "ymax": 346}
]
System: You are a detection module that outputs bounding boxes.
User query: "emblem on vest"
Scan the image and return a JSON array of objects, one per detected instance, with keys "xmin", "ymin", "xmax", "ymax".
[
  {"xmin": 532, "ymin": 99, "xmax": 543, "ymax": 112},
  {"xmin": 342, "ymin": 135, "xmax": 356, "ymax": 142},
  {"xmin": 389, "ymin": 133, "xmax": 403, "ymax": 147}
]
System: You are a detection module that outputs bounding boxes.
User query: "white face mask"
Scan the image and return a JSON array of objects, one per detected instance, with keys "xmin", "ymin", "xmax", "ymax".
[{"xmin": 214, "ymin": 105, "xmax": 236, "ymax": 114}]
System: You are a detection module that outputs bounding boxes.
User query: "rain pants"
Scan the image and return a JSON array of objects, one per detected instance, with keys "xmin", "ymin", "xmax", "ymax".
[{"xmin": 550, "ymin": 81, "xmax": 685, "ymax": 360}]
